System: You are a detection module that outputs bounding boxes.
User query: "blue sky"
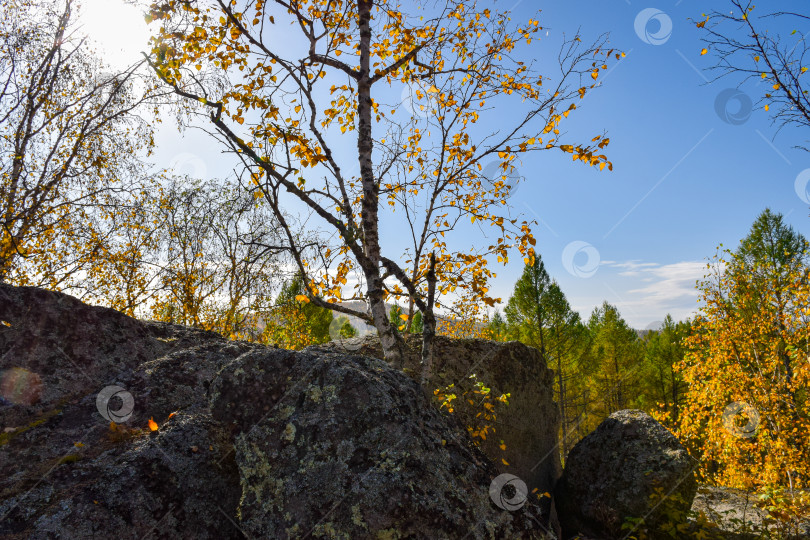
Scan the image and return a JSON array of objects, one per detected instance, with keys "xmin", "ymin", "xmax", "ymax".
[{"xmin": 79, "ymin": 0, "xmax": 810, "ymax": 329}]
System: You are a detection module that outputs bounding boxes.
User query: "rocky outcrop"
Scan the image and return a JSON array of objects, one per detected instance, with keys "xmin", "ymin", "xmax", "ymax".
[
  {"xmin": 311, "ymin": 333, "xmax": 562, "ymax": 520},
  {"xmin": 209, "ymin": 348, "xmax": 548, "ymax": 538},
  {"xmin": 0, "ymin": 284, "xmax": 548, "ymax": 538},
  {"xmin": 690, "ymin": 485, "xmax": 810, "ymax": 539},
  {"xmin": 554, "ymin": 409, "xmax": 698, "ymax": 539}
]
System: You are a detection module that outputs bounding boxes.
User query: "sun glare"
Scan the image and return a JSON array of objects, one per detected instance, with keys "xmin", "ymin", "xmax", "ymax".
[{"xmin": 75, "ymin": 0, "xmax": 153, "ymax": 69}]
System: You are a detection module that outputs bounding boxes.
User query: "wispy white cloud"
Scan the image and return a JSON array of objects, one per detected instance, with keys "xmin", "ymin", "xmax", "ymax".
[
  {"xmin": 569, "ymin": 260, "xmax": 708, "ymax": 328},
  {"xmin": 603, "ymin": 260, "xmax": 661, "ymax": 271},
  {"xmin": 602, "ymin": 260, "xmax": 664, "ymax": 278},
  {"xmin": 627, "ymin": 261, "xmax": 707, "ymax": 302}
]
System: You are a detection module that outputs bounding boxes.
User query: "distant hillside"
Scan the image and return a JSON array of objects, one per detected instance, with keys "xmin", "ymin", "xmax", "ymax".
[
  {"xmin": 328, "ymin": 301, "xmax": 462, "ymax": 335},
  {"xmin": 329, "ymin": 300, "xmax": 377, "ymax": 335}
]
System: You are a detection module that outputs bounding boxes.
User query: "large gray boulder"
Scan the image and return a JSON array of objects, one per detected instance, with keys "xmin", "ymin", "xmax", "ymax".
[
  {"xmin": 0, "ymin": 284, "xmax": 548, "ymax": 538},
  {"xmin": 208, "ymin": 348, "xmax": 547, "ymax": 538},
  {"xmin": 311, "ymin": 333, "xmax": 562, "ymax": 523},
  {"xmin": 554, "ymin": 409, "xmax": 698, "ymax": 539}
]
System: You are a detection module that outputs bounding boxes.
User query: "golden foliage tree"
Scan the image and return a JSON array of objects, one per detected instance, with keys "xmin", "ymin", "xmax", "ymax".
[
  {"xmin": 0, "ymin": 0, "xmax": 159, "ymax": 286},
  {"xmin": 145, "ymin": 0, "xmax": 619, "ymax": 368},
  {"xmin": 676, "ymin": 210, "xmax": 810, "ymax": 528},
  {"xmin": 91, "ymin": 176, "xmax": 285, "ymax": 340},
  {"xmin": 261, "ymin": 273, "xmax": 335, "ymax": 349}
]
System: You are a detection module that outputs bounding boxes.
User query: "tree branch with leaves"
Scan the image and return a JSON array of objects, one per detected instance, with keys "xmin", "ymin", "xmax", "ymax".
[
  {"xmin": 145, "ymin": 0, "xmax": 619, "ymax": 367},
  {"xmin": 696, "ymin": 1, "xmax": 810, "ymax": 150},
  {"xmin": 0, "ymin": 0, "xmax": 165, "ymax": 286}
]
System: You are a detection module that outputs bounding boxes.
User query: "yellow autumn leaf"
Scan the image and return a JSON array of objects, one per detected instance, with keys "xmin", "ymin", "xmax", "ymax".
[
  {"xmin": 295, "ymin": 294, "xmax": 310, "ymax": 303},
  {"xmin": 700, "ymin": 48, "xmax": 708, "ymax": 56}
]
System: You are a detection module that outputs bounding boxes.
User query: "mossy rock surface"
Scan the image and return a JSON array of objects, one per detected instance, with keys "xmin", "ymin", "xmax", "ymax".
[
  {"xmin": 311, "ymin": 332, "xmax": 562, "ymax": 522},
  {"xmin": 554, "ymin": 409, "xmax": 698, "ymax": 540},
  {"xmin": 0, "ymin": 283, "xmax": 548, "ymax": 539}
]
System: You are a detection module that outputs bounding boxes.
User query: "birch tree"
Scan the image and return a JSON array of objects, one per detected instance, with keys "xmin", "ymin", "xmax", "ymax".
[
  {"xmin": 145, "ymin": 0, "xmax": 619, "ymax": 367},
  {"xmin": 0, "ymin": 0, "xmax": 160, "ymax": 286}
]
